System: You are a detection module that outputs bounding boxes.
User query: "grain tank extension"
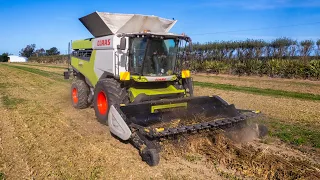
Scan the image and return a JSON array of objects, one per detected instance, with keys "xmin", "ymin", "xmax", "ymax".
[{"xmin": 64, "ymin": 11, "xmax": 263, "ymax": 166}]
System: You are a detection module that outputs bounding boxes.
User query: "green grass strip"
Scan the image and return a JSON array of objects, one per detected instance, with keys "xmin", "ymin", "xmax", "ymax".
[
  {"xmin": 0, "ymin": 172, "xmax": 5, "ymax": 180},
  {"xmin": 2, "ymin": 64, "xmax": 67, "ymax": 82},
  {"xmin": 194, "ymin": 81, "xmax": 320, "ymax": 101},
  {"xmin": 194, "ymin": 74, "xmax": 320, "ymax": 88},
  {"xmin": 249, "ymin": 117, "xmax": 320, "ymax": 148},
  {"xmin": 266, "ymin": 119, "xmax": 320, "ymax": 148},
  {"xmin": 1, "ymin": 95, "xmax": 26, "ymax": 109},
  {"xmin": 19, "ymin": 63, "xmax": 67, "ymax": 69}
]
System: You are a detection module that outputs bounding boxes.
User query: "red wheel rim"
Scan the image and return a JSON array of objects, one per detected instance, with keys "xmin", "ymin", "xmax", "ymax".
[
  {"xmin": 72, "ymin": 88, "xmax": 78, "ymax": 104},
  {"xmin": 97, "ymin": 91, "xmax": 108, "ymax": 115}
]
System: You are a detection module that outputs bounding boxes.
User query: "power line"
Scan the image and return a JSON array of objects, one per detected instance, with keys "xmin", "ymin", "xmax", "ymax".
[{"xmin": 190, "ymin": 21, "xmax": 320, "ymax": 36}]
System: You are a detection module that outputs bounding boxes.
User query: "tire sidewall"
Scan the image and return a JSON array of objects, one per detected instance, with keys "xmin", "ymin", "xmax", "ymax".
[
  {"xmin": 71, "ymin": 82, "xmax": 79, "ymax": 108},
  {"xmin": 71, "ymin": 78, "xmax": 90, "ymax": 109}
]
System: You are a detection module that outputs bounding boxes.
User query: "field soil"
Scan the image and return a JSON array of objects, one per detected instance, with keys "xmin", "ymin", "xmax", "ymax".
[
  {"xmin": 195, "ymin": 87, "xmax": 320, "ymax": 126},
  {"xmin": 193, "ymin": 73, "xmax": 320, "ymax": 95},
  {"xmin": 9, "ymin": 63, "xmax": 66, "ymax": 74},
  {"xmin": 11, "ymin": 63, "xmax": 320, "ymax": 94},
  {"xmin": 0, "ymin": 63, "xmax": 319, "ymax": 179}
]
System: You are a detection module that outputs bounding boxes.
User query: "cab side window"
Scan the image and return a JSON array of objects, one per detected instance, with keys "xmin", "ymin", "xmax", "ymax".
[{"xmin": 72, "ymin": 50, "xmax": 92, "ymax": 61}]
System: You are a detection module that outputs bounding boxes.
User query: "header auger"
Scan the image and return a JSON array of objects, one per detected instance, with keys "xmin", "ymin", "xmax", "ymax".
[{"xmin": 64, "ymin": 11, "xmax": 264, "ymax": 166}]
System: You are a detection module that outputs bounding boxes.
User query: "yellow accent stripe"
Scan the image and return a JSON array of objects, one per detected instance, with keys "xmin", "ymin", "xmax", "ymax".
[
  {"xmin": 182, "ymin": 70, "xmax": 190, "ymax": 78},
  {"xmin": 155, "ymin": 128, "xmax": 164, "ymax": 132},
  {"xmin": 120, "ymin": 72, "xmax": 130, "ymax": 81},
  {"xmin": 151, "ymin": 103, "xmax": 187, "ymax": 113}
]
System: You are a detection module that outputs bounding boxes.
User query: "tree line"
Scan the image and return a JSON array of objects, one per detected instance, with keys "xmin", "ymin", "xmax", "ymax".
[
  {"xmin": 191, "ymin": 37, "xmax": 320, "ymax": 61},
  {"xmin": 0, "ymin": 53, "xmax": 10, "ymax": 62},
  {"xmin": 0, "ymin": 44, "xmax": 61, "ymax": 62},
  {"xmin": 2, "ymin": 38, "xmax": 320, "ymax": 79},
  {"xmin": 183, "ymin": 38, "xmax": 320, "ymax": 79},
  {"xmin": 19, "ymin": 44, "xmax": 61, "ymax": 58}
]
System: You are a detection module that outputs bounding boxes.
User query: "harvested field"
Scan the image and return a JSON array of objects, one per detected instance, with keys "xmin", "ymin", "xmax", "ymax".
[
  {"xmin": 193, "ymin": 73, "xmax": 320, "ymax": 95},
  {"xmin": 194, "ymin": 73, "xmax": 320, "ymax": 85},
  {"xmin": 162, "ymin": 132, "xmax": 320, "ymax": 180},
  {"xmin": 0, "ymin": 63, "xmax": 319, "ymax": 179},
  {"xmin": 194, "ymin": 87, "xmax": 320, "ymax": 125},
  {"xmin": 0, "ymin": 64, "xmax": 221, "ymax": 179},
  {"xmin": 8, "ymin": 62, "xmax": 66, "ymax": 75},
  {"xmin": 20, "ymin": 62, "xmax": 68, "ymax": 68}
]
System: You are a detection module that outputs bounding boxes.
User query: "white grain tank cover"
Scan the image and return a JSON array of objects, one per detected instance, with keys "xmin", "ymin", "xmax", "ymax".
[{"xmin": 79, "ymin": 11, "xmax": 177, "ymax": 37}]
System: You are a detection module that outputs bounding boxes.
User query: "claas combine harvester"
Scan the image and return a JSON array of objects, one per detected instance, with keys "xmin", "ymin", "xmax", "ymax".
[{"xmin": 64, "ymin": 11, "xmax": 264, "ymax": 166}]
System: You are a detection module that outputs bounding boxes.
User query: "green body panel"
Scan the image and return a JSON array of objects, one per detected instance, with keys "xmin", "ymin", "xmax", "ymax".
[
  {"xmin": 170, "ymin": 76, "xmax": 178, "ymax": 81},
  {"xmin": 72, "ymin": 39, "xmax": 93, "ymax": 49},
  {"xmin": 131, "ymin": 76, "xmax": 148, "ymax": 82},
  {"xmin": 71, "ymin": 50, "xmax": 99, "ymax": 86},
  {"xmin": 128, "ymin": 85, "xmax": 185, "ymax": 102},
  {"xmin": 131, "ymin": 75, "xmax": 178, "ymax": 82}
]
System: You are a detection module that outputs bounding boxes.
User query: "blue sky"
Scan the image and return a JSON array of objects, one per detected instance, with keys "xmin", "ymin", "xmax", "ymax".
[{"xmin": 0, "ymin": 0, "xmax": 319, "ymax": 55}]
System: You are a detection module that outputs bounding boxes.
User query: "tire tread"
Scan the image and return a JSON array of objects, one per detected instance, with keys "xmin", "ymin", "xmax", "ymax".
[
  {"xmin": 93, "ymin": 78, "xmax": 129, "ymax": 124},
  {"xmin": 71, "ymin": 78, "xmax": 89, "ymax": 109}
]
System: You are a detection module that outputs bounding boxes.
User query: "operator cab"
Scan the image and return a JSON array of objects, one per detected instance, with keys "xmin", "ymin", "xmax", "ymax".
[
  {"xmin": 130, "ymin": 37, "xmax": 177, "ymax": 76},
  {"xmin": 118, "ymin": 32, "xmax": 192, "ymax": 77}
]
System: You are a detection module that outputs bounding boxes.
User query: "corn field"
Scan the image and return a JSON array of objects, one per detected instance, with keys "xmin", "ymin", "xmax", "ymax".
[
  {"xmin": 189, "ymin": 59, "xmax": 320, "ymax": 79},
  {"xmin": 187, "ymin": 38, "xmax": 320, "ymax": 79},
  {"xmin": 28, "ymin": 55, "xmax": 68, "ymax": 64},
  {"xmin": 191, "ymin": 38, "xmax": 320, "ymax": 61}
]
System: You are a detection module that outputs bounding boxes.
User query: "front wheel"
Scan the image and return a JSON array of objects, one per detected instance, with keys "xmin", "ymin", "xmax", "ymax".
[
  {"xmin": 93, "ymin": 78, "xmax": 129, "ymax": 125},
  {"xmin": 141, "ymin": 149, "xmax": 160, "ymax": 166}
]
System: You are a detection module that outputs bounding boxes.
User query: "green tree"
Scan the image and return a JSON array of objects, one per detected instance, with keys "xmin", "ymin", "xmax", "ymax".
[
  {"xmin": 0, "ymin": 53, "xmax": 9, "ymax": 62},
  {"xmin": 270, "ymin": 37, "xmax": 293, "ymax": 59},
  {"xmin": 316, "ymin": 39, "xmax": 320, "ymax": 58},
  {"xmin": 300, "ymin": 40, "xmax": 314, "ymax": 61},
  {"xmin": 19, "ymin": 44, "xmax": 36, "ymax": 58},
  {"xmin": 46, "ymin": 47, "xmax": 60, "ymax": 56},
  {"xmin": 35, "ymin": 48, "xmax": 46, "ymax": 57}
]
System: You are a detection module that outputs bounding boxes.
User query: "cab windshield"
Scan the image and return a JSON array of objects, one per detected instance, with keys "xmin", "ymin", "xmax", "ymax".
[{"xmin": 129, "ymin": 37, "xmax": 179, "ymax": 76}]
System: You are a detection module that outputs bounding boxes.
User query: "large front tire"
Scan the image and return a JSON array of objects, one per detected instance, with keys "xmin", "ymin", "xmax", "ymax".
[{"xmin": 93, "ymin": 78, "xmax": 129, "ymax": 125}]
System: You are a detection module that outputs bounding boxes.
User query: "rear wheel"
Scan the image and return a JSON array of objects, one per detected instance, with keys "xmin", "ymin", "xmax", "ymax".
[
  {"xmin": 71, "ymin": 78, "xmax": 90, "ymax": 109},
  {"xmin": 93, "ymin": 78, "xmax": 129, "ymax": 125}
]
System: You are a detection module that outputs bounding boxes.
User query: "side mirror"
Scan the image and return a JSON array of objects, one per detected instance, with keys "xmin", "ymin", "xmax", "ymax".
[{"xmin": 118, "ymin": 37, "xmax": 126, "ymax": 50}]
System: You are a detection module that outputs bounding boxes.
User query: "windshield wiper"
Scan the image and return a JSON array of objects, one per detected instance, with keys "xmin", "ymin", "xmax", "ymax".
[{"xmin": 139, "ymin": 38, "xmax": 150, "ymax": 78}]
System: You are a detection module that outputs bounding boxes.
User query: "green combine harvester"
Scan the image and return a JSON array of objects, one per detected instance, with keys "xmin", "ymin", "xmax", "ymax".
[{"xmin": 64, "ymin": 11, "xmax": 264, "ymax": 166}]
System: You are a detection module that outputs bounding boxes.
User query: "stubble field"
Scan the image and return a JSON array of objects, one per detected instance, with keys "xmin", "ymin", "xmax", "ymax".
[{"xmin": 0, "ymin": 62, "xmax": 319, "ymax": 179}]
